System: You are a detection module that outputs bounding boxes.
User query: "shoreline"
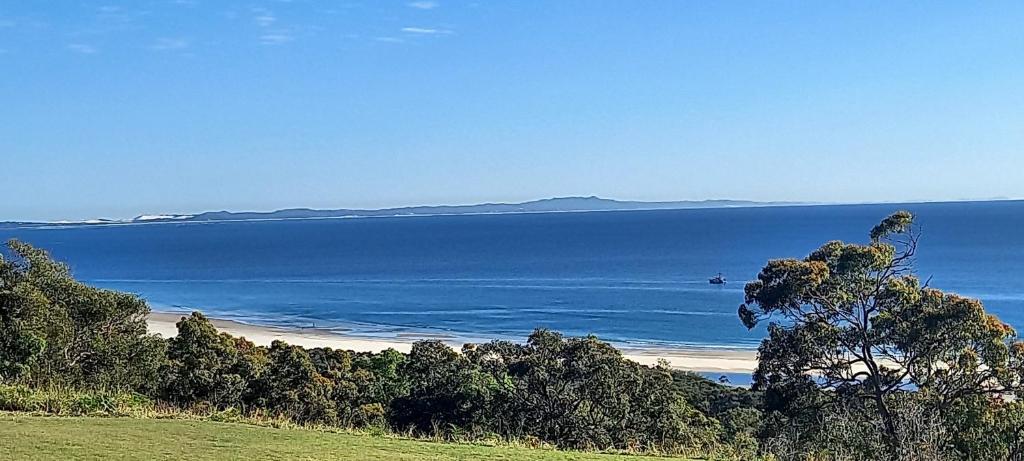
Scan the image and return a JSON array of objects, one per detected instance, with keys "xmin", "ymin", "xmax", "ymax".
[{"xmin": 147, "ymin": 312, "xmax": 757, "ymax": 373}]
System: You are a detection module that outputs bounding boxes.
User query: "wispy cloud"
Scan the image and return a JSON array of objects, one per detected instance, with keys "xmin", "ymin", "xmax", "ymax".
[
  {"xmin": 95, "ymin": 5, "xmax": 150, "ymax": 24},
  {"xmin": 401, "ymin": 26, "xmax": 452, "ymax": 35},
  {"xmin": 374, "ymin": 36, "xmax": 405, "ymax": 43},
  {"xmin": 408, "ymin": 1, "xmax": 438, "ymax": 10},
  {"xmin": 151, "ymin": 37, "xmax": 189, "ymax": 50},
  {"xmin": 80, "ymin": 5, "xmax": 151, "ymax": 36},
  {"xmin": 252, "ymin": 7, "xmax": 276, "ymax": 27},
  {"xmin": 67, "ymin": 43, "xmax": 98, "ymax": 54},
  {"xmin": 260, "ymin": 32, "xmax": 293, "ymax": 45}
]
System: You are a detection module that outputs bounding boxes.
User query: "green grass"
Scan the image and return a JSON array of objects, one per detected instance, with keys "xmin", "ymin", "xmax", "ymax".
[{"xmin": 0, "ymin": 415, "xmax": 687, "ymax": 460}]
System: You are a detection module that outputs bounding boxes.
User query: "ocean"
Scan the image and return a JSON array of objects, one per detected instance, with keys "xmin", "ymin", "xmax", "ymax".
[{"xmin": 2, "ymin": 201, "xmax": 1023, "ymax": 350}]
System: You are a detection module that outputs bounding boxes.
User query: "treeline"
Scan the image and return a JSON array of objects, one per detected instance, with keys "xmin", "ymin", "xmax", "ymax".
[
  {"xmin": 4, "ymin": 211, "xmax": 1024, "ymax": 460},
  {"xmin": 159, "ymin": 312, "xmax": 750, "ymax": 455},
  {"xmin": 0, "ymin": 240, "xmax": 757, "ymax": 458}
]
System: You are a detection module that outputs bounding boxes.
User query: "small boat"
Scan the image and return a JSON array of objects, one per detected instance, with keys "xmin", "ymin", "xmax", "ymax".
[{"xmin": 709, "ymin": 273, "xmax": 726, "ymax": 285}]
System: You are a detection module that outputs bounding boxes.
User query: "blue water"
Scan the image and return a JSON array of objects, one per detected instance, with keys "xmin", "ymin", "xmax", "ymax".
[{"xmin": 2, "ymin": 201, "xmax": 1023, "ymax": 350}]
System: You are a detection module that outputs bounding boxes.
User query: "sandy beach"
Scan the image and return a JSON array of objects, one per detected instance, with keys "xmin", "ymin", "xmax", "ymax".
[{"xmin": 148, "ymin": 312, "xmax": 757, "ymax": 373}]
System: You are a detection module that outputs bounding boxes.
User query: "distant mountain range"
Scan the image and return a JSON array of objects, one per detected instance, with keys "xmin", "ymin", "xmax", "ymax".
[{"xmin": 3, "ymin": 197, "xmax": 805, "ymax": 227}]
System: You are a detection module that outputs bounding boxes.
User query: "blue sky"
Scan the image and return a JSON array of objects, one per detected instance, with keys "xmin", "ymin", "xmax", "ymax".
[{"xmin": 2, "ymin": 1, "xmax": 1022, "ymax": 221}]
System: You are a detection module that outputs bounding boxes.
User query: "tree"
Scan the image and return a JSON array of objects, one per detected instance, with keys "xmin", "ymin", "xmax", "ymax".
[
  {"xmin": 941, "ymin": 395, "xmax": 1024, "ymax": 460},
  {"xmin": 671, "ymin": 370, "xmax": 762, "ymax": 451},
  {"xmin": 0, "ymin": 240, "xmax": 165, "ymax": 390},
  {"xmin": 467, "ymin": 330, "xmax": 721, "ymax": 453},
  {"xmin": 0, "ymin": 255, "xmax": 46, "ymax": 382},
  {"xmin": 739, "ymin": 211, "xmax": 1024, "ymax": 456},
  {"xmin": 161, "ymin": 312, "xmax": 265, "ymax": 408},
  {"xmin": 250, "ymin": 340, "xmax": 336, "ymax": 424},
  {"xmin": 390, "ymin": 340, "xmax": 496, "ymax": 436}
]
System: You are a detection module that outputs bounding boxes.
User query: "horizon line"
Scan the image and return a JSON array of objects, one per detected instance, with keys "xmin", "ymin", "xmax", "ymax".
[{"xmin": 7, "ymin": 195, "xmax": 1023, "ymax": 225}]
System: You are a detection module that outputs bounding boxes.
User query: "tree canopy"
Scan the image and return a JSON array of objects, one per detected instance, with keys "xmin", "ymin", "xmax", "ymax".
[
  {"xmin": 0, "ymin": 240, "xmax": 165, "ymax": 389},
  {"xmin": 739, "ymin": 211, "xmax": 1024, "ymax": 458}
]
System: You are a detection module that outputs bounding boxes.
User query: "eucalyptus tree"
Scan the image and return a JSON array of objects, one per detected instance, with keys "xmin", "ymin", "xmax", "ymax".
[{"xmin": 739, "ymin": 211, "xmax": 1024, "ymax": 455}]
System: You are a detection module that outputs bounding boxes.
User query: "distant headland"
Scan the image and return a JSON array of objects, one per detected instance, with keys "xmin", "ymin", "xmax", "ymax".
[{"xmin": 3, "ymin": 196, "xmax": 809, "ymax": 227}]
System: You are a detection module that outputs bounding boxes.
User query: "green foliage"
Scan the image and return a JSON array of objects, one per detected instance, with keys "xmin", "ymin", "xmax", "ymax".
[
  {"xmin": 670, "ymin": 370, "xmax": 762, "ymax": 458},
  {"xmin": 250, "ymin": 340, "xmax": 338, "ymax": 424},
  {"xmin": 391, "ymin": 340, "xmax": 497, "ymax": 436},
  {"xmin": 671, "ymin": 370, "xmax": 761, "ymax": 418},
  {"xmin": 461, "ymin": 330, "xmax": 725, "ymax": 454},
  {"xmin": 870, "ymin": 210, "xmax": 914, "ymax": 242},
  {"xmin": 169, "ymin": 324, "xmax": 743, "ymax": 455},
  {"xmin": 0, "ymin": 240, "xmax": 165, "ymax": 390},
  {"xmin": 161, "ymin": 312, "xmax": 266, "ymax": 408},
  {"xmin": 740, "ymin": 211, "xmax": 1024, "ymax": 460},
  {"xmin": 351, "ymin": 348, "xmax": 409, "ymax": 405},
  {"xmin": 940, "ymin": 396, "xmax": 1024, "ymax": 460}
]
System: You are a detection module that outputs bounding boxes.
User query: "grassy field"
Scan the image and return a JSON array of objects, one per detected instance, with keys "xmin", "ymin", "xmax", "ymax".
[{"xmin": 0, "ymin": 415, "xmax": 686, "ymax": 460}]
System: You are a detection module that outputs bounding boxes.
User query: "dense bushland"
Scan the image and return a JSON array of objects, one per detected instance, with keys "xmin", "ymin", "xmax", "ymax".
[
  {"xmin": 0, "ymin": 239, "xmax": 753, "ymax": 457},
  {"xmin": 155, "ymin": 315, "xmax": 740, "ymax": 455},
  {"xmin": 3, "ymin": 211, "xmax": 1024, "ymax": 459}
]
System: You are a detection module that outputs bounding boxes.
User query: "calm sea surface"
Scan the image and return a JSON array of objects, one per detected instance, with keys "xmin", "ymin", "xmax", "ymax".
[{"xmin": 2, "ymin": 201, "xmax": 1022, "ymax": 350}]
